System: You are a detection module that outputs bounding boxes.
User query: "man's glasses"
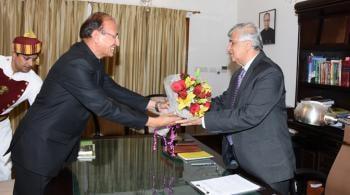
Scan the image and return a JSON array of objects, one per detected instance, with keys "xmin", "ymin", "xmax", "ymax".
[{"xmin": 100, "ymin": 29, "xmax": 119, "ymax": 40}]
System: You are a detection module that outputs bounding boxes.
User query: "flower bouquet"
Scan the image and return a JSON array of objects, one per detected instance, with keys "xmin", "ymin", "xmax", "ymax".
[
  {"xmin": 164, "ymin": 70, "xmax": 212, "ymax": 119},
  {"xmin": 153, "ymin": 70, "xmax": 212, "ymax": 157}
]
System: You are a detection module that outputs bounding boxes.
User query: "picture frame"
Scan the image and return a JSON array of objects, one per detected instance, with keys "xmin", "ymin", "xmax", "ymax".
[{"xmin": 259, "ymin": 9, "xmax": 276, "ymax": 45}]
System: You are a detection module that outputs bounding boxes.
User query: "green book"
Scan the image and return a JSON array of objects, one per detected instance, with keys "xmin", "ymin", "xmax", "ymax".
[{"xmin": 78, "ymin": 140, "xmax": 96, "ymax": 160}]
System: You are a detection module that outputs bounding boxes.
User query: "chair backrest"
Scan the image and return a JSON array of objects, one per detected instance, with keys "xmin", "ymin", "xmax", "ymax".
[{"xmin": 325, "ymin": 124, "xmax": 350, "ymax": 195}]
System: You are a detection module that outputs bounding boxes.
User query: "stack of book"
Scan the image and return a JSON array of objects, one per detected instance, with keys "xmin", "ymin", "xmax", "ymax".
[
  {"xmin": 77, "ymin": 140, "xmax": 96, "ymax": 161},
  {"xmin": 331, "ymin": 107, "xmax": 350, "ymax": 119},
  {"xmin": 173, "ymin": 141, "xmax": 214, "ymax": 161},
  {"xmin": 177, "ymin": 151, "xmax": 213, "ymax": 161}
]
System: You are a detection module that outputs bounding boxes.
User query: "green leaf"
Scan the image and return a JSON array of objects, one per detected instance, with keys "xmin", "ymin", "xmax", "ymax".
[{"xmin": 194, "ymin": 68, "xmax": 200, "ymax": 79}]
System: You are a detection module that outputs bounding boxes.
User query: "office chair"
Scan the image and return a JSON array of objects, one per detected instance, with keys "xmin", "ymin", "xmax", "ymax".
[
  {"xmin": 324, "ymin": 124, "xmax": 350, "ymax": 195},
  {"xmin": 292, "ymin": 124, "xmax": 350, "ymax": 195}
]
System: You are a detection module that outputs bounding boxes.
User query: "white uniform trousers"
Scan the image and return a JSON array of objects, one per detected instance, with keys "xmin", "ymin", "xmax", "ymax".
[{"xmin": 0, "ymin": 118, "xmax": 12, "ymax": 181}]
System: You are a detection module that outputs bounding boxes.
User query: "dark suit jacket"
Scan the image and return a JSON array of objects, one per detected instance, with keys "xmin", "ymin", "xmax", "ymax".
[
  {"xmin": 8, "ymin": 42, "xmax": 149, "ymax": 177},
  {"xmin": 204, "ymin": 52, "xmax": 295, "ymax": 184},
  {"xmin": 261, "ymin": 27, "xmax": 275, "ymax": 44}
]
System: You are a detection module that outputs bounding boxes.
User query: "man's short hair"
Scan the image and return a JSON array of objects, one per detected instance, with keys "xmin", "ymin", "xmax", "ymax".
[
  {"xmin": 264, "ymin": 12, "xmax": 270, "ymax": 18},
  {"xmin": 79, "ymin": 12, "xmax": 114, "ymax": 39},
  {"xmin": 227, "ymin": 22, "xmax": 263, "ymax": 50}
]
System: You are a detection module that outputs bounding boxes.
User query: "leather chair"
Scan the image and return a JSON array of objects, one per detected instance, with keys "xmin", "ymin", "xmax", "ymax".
[
  {"xmin": 324, "ymin": 124, "xmax": 350, "ymax": 195},
  {"xmin": 292, "ymin": 124, "xmax": 350, "ymax": 195}
]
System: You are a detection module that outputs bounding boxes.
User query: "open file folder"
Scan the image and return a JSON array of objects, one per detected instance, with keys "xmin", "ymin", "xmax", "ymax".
[{"xmin": 190, "ymin": 174, "xmax": 261, "ymax": 195}]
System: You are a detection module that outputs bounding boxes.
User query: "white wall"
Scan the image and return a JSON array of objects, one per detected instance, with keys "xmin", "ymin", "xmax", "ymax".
[{"xmin": 237, "ymin": 0, "xmax": 299, "ymax": 107}]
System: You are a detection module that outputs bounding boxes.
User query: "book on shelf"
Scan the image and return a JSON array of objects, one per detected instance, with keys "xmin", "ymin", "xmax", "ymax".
[
  {"xmin": 78, "ymin": 140, "xmax": 96, "ymax": 161},
  {"xmin": 177, "ymin": 150, "xmax": 213, "ymax": 161},
  {"xmin": 190, "ymin": 174, "xmax": 261, "ymax": 195},
  {"xmin": 331, "ymin": 107, "xmax": 350, "ymax": 118},
  {"xmin": 330, "ymin": 60, "xmax": 342, "ymax": 86},
  {"xmin": 306, "ymin": 55, "xmax": 350, "ymax": 87},
  {"xmin": 341, "ymin": 57, "xmax": 350, "ymax": 87}
]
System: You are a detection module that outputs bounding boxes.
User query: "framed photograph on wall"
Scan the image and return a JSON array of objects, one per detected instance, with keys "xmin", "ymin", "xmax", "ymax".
[{"xmin": 259, "ymin": 9, "xmax": 276, "ymax": 45}]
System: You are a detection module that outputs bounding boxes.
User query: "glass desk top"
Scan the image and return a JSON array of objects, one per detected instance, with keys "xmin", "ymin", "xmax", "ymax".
[{"xmin": 47, "ymin": 135, "xmax": 275, "ymax": 195}]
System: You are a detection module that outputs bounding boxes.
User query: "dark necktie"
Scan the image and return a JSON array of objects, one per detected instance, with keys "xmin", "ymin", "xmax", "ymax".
[
  {"xmin": 231, "ymin": 68, "xmax": 246, "ymax": 106},
  {"xmin": 227, "ymin": 68, "xmax": 246, "ymax": 145}
]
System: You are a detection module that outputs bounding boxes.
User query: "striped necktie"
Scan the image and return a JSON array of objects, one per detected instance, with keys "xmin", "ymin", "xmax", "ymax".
[
  {"xmin": 231, "ymin": 68, "xmax": 246, "ymax": 106},
  {"xmin": 227, "ymin": 68, "xmax": 246, "ymax": 145}
]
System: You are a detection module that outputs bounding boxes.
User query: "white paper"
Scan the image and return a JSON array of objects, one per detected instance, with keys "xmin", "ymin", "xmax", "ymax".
[{"xmin": 190, "ymin": 174, "xmax": 260, "ymax": 195}]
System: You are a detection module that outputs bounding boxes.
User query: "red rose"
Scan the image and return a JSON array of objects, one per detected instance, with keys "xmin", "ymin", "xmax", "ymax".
[
  {"xmin": 189, "ymin": 103, "xmax": 200, "ymax": 115},
  {"xmin": 197, "ymin": 91, "xmax": 207, "ymax": 99},
  {"xmin": 205, "ymin": 92, "xmax": 211, "ymax": 98},
  {"xmin": 178, "ymin": 90, "xmax": 187, "ymax": 99},
  {"xmin": 193, "ymin": 85, "xmax": 202, "ymax": 96},
  {"xmin": 204, "ymin": 102, "xmax": 211, "ymax": 109},
  {"xmin": 171, "ymin": 80, "xmax": 186, "ymax": 92}
]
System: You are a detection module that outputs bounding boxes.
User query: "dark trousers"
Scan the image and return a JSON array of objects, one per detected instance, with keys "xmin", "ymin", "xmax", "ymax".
[
  {"xmin": 222, "ymin": 139, "xmax": 239, "ymax": 169},
  {"xmin": 13, "ymin": 164, "xmax": 52, "ymax": 195},
  {"xmin": 270, "ymin": 179, "xmax": 291, "ymax": 195}
]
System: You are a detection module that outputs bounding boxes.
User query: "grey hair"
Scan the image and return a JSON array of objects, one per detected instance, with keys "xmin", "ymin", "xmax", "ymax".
[{"xmin": 227, "ymin": 22, "xmax": 263, "ymax": 50}]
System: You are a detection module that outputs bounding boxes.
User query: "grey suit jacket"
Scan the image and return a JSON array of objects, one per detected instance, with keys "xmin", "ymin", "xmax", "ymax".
[
  {"xmin": 8, "ymin": 42, "xmax": 149, "ymax": 177},
  {"xmin": 204, "ymin": 52, "xmax": 295, "ymax": 184}
]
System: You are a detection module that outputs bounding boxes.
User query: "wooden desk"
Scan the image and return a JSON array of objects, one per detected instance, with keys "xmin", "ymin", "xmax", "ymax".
[{"xmin": 46, "ymin": 134, "xmax": 276, "ymax": 195}]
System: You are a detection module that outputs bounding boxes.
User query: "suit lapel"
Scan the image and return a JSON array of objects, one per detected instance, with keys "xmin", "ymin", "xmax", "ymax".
[{"xmin": 234, "ymin": 52, "xmax": 266, "ymax": 103}]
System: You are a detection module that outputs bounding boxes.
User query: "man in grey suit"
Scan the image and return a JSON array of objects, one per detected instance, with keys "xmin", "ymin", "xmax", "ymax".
[
  {"xmin": 179, "ymin": 23, "xmax": 295, "ymax": 195},
  {"xmin": 7, "ymin": 12, "xmax": 180, "ymax": 195}
]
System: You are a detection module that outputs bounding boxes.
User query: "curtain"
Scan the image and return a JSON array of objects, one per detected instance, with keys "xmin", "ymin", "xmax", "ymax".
[
  {"xmin": 1, "ymin": 0, "xmax": 88, "ymax": 132},
  {"xmin": 0, "ymin": 0, "xmax": 23, "ymax": 56},
  {"xmin": 146, "ymin": 7, "xmax": 187, "ymax": 95},
  {"xmin": 91, "ymin": 3, "xmax": 187, "ymax": 95},
  {"xmin": 23, "ymin": 0, "xmax": 88, "ymax": 79}
]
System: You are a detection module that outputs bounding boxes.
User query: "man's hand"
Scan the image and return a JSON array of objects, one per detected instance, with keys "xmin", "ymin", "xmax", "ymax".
[
  {"xmin": 156, "ymin": 101, "xmax": 170, "ymax": 113},
  {"xmin": 147, "ymin": 99, "xmax": 170, "ymax": 114},
  {"xmin": 146, "ymin": 113, "xmax": 182, "ymax": 128},
  {"xmin": 176, "ymin": 117, "xmax": 202, "ymax": 126}
]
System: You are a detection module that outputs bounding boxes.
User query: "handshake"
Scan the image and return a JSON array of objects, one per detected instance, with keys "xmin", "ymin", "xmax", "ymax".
[{"xmin": 145, "ymin": 98, "xmax": 202, "ymax": 130}]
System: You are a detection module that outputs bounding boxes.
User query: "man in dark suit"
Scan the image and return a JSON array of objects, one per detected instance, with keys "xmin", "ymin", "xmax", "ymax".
[
  {"xmin": 261, "ymin": 12, "xmax": 275, "ymax": 44},
  {"xmin": 7, "ymin": 12, "xmax": 180, "ymax": 195},
  {"xmin": 178, "ymin": 23, "xmax": 295, "ymax": 195}
]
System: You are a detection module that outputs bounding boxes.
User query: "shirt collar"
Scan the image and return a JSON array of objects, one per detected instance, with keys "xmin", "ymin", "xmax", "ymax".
[{"xmin": 241, "ymin": 52, "xmax": 259, "ymax": 72}]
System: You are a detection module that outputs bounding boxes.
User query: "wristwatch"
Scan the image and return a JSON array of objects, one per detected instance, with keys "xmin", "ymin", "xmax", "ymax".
[{"xmin": 155, "ymin": 102, "xmax": 161, "ymax": 112}]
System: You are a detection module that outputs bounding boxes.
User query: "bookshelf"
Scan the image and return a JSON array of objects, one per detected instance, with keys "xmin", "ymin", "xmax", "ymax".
[
  {"xmin": 295, "ymin": 0, "xmax": 350, "ymax": 109},
  {"xmin": 289, "ymin": 0, "xmax": 350, "ymax": 176}
]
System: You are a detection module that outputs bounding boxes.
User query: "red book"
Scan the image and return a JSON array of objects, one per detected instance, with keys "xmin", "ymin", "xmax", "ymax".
[
  {"xmin": 341, "ymin": 57, "xmax": 350, "ymax": 87},
  {"xmin": 173, "ymin": 141, "xmax": 201, "ymax": 154}
]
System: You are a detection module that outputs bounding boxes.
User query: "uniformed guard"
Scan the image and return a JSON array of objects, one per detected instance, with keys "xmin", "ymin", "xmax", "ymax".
[{"xmin": 0, "ymin": 31, "xmax": 43, "ymax": 181}]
